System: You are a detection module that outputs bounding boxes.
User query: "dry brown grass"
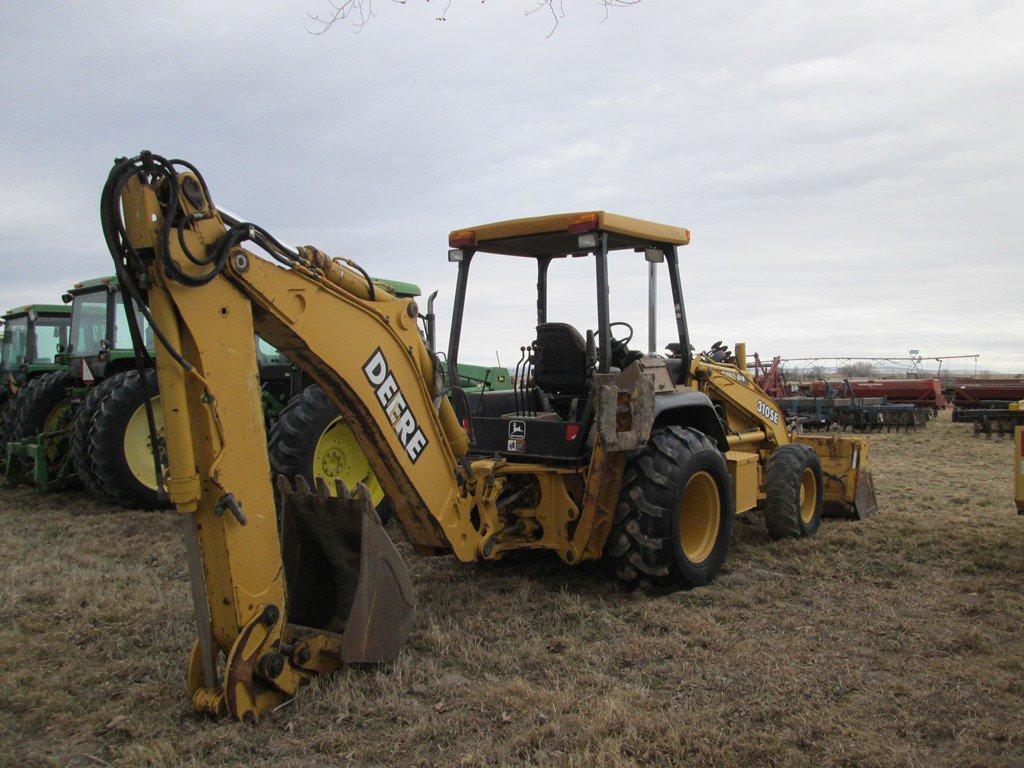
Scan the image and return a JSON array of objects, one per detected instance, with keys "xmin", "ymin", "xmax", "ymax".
[{"xmin": 2, "ymin": 412, "xmax": 1022, "ymax": 768}]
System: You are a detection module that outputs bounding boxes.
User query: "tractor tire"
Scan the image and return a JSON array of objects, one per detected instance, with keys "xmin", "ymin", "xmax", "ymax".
[
  {"xmin": 269, "ymin": 384, "xmax": 393, "ymax": 524},
  {"xmin": 90, "ymin": 369, "xmax": 167, "ymax": 509},
  {"xmin": 0, "ymin": 389, "xmax": 21, "ymax": 448},
  {"xmin": 10, "ymin": 371, "xmax": 74, "ymax": 485},
  {"xmin": 763, "ymin": 443, "xmax": 824, "ymax": 540},
  {"xmin": 606, "ymin": 426, "xmax": 734, "ymax": 588},
  {"xmin": 70, "ymin": 376, "xmax": 123, "ymax": 502}
]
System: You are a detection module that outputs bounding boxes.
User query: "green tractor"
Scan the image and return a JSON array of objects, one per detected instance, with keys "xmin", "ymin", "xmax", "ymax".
[
  {"xmin": 4, "ymin": 276, "xmax": 162, "ymax": 499},
  {"xmin": 0, "ymin": 303, "xmax": 72, "ymax": 453},
  {"xmin": 5, "ymin": 274, "xmax": 310, "ymax": 505}
]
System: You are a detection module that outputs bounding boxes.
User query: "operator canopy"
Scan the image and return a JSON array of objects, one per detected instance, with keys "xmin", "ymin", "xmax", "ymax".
[{"xmin": 449, "ymin": 211, "xmax": 690, "ymax": 257}]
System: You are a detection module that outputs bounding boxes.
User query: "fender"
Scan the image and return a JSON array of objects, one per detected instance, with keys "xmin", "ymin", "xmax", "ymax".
[{"xmin": 651, "ymin": 390, "xmax": 729, "ymax": 452}]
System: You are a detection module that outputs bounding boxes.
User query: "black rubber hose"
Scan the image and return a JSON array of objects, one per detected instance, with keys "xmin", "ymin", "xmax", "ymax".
[{"xmin": 347, "ymin": 259, "xmax": 376, "ymax": 301}]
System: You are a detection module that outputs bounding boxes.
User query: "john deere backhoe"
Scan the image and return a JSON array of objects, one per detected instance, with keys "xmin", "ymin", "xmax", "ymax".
[{"xmin": 103, "ymin": 151, "xmax": 876, "ymax": 720}]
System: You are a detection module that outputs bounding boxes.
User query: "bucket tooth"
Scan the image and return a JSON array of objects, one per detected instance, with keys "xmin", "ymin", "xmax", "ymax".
[{"xmin": 277, "ymin": 475, "xmax": 415, "ymax": 664}]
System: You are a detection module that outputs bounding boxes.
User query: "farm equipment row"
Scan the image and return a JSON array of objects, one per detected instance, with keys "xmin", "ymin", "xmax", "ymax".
[
  {"xmin": 778, "ymin": 395, "xmax": 925, "ymax": 433},
  {"xmin": 808, "ymin": 378, "xmax": 947, "ymax": 411},
  {"xmin": 1, "ymin": 275, "xmax": 512, "ymax": 509},
  {"xmin": 780, "ymin": 379, "xmax": 934, "ymax": 433},
  {"xmin": 951, "ymin": 380, "xmax": 1024, "ymax": 436}
]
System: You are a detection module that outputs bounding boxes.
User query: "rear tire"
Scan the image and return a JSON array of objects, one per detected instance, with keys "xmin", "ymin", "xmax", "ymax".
[
  {"xmin": 70, "ymin": 375, "xmax": 123, "ymax": 502},
  {"xmin": 269, "ymin": 385, "xmax": 392, "ymax": 524},
  {"xmin": 763, "ymin": 443, "xmax": 824, "ymax": 540},
  {"xmin": 606, "ymin": 426, "xmax": 734, "ymax": 588},
  {"xmin": 90, "ymin": 369, "xmax": 167, "ymax": 509},
  {"xmin": 10, "ymin": 371, "xmax": 74, "ymax": 486}
]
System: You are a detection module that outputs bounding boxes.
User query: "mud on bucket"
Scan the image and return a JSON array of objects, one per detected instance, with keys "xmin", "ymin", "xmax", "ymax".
[{"xmin": 277, "ymin": 475, "xmax": 415, "ymax": 663}]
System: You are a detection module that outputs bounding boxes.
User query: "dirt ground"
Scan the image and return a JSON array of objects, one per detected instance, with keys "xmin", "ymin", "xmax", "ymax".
[{"xmin": 2, "ymin": 412, "xmax": 1022, "ymax": 768}]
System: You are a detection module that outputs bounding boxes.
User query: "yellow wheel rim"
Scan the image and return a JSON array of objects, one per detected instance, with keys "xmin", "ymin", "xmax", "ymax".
[
  {"xmin": 313, "ymin": 417, "xmax": 384, "ymax": 506},
  {"xmin": 678, "ymin": 470, "xmax": 721, "ymax": 564},
  {"xmin": 124, "ymin": 396, "xmax": 165, "ymax": 491},
  {"xmin": 43, "ymin": 399, "xmax": 70, "ymax": 462},
  {"xmin": 799, "ymin": 467, "xmax": 817, "ymax": 524}
]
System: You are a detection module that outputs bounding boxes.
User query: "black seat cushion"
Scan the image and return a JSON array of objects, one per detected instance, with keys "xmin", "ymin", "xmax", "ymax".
[{"xmin": 532, "ymin": 323, "xmax": 589, "ymax": 397}]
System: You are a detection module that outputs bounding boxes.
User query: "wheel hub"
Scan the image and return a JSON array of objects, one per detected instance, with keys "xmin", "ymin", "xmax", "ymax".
[{"xmin": 678, "ymin": 470, "xmax": 721, "ymax": 564}]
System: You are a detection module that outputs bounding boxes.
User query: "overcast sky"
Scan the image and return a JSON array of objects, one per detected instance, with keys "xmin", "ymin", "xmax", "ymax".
[{"xmin": 1, "ymin": 1, "xmax": 1021, "ymax": 373}]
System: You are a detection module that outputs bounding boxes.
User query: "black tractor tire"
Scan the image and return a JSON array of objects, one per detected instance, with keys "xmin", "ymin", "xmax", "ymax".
[
  {"xmin": 606, "ymin": 426, "xmax": 734, "ymax": 588},
  {"xmin": 763, "ymin": 442, "xmax": 824, "ymax": 540},
  {"xmin": 70, "ymin": 376, "xmax": 123, "ymax": 503},
  {"xmin": 90, "ymin": 369, "xmax": 166, "ymax": 509},
  {"xmin": 0, "ymin": 388, "xmax": 21, "ymax": 448},
  {"xmin": 269, "ymin": 384, "xmax": 394, "ymax": 524},
  {"xmin": 10, "ymin": 371, "xmax": 75, "ymax": 485}
]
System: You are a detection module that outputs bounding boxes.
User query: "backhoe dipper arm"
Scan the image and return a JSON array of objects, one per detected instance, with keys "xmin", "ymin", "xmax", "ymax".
[{"xmin": 103, "ymin": 152, "xmax": 471, "ymax": 719}]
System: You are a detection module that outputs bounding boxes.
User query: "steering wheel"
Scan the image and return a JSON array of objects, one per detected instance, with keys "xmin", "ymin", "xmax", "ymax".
[{"xmin": 609, "ymin": 321, "xmax": 634, "ymax": 345}]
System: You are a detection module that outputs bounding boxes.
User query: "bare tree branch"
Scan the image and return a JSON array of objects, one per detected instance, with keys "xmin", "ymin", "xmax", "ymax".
[{"xmin": 306, "ymin": 0, "xmax": 642, "ymax": 36}]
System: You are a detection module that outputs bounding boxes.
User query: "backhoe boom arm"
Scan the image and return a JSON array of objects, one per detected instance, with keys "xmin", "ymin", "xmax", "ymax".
[{"xmin": 105, "ymin": 153, "xmax": 470, "ymax": 719}]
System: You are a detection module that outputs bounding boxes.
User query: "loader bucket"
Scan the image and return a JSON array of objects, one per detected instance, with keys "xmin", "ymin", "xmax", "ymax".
[
  {"xmin": 277, "ymin": 475, "xmax": 415, "ymax": 664},
  {"xmin": 796, "ymin": 434, "xmax": 878, "ymax": 520},
  {"xmin": 852, "ymin": 469, "xmax": 878, "ymax": 519}
]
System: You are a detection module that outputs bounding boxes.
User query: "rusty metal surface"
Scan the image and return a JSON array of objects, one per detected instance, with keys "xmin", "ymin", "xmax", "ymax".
[
  {"xmin": 593, "ymin": 371, "xmax": 655, "ymax": 453},
  {"xmin": 576, "ymin": 445, "xmax": 626, "ymax": 561}
]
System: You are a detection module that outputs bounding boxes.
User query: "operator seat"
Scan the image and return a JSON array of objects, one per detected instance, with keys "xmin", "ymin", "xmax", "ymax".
[{"xmin": 532, "ymin": 323, "xmax": 590, "ymax": 399}]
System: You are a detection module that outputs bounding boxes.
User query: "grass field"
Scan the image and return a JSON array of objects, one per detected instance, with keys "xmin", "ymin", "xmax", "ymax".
[{"xmin": 2, "ymin": 412, "xmax": 1022, "ymax": 768}]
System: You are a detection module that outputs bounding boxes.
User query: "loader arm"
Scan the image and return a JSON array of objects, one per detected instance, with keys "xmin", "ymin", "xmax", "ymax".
[
  {"xmin": 691, "ymin": 347, "xmax": 876, "ymax": 516},
  {"xmin": 691, "ymin": 354, "xmax": 791, "ymax": 448},
  {"xmin": 104, "ymin": 153, "xmax": 474, "ymax": 719}
]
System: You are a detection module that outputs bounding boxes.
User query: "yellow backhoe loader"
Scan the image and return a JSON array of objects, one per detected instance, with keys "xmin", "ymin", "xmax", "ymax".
[{"xmin": 102, "ymin": 151, "xmax": 877, "ymax": 720}]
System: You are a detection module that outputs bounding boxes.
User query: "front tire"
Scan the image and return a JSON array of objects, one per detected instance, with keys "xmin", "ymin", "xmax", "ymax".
[
  {"xmin": 763, "ymin": 443, "xmax": 824, "ymax": 540},
  {"xmin": 10, "ymin": 371, "xmax": 74, "ymax": 486},
  {"xmin": 606, "ymin": 426, "xmax": 734, "ymax": 588},
  {"xmin": 268, "ymin": 385, "xmax": 392, "ymax": 523}
]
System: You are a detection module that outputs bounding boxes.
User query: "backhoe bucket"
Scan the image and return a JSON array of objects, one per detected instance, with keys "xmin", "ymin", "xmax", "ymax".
[{"xmin": 277, "ymin": 475, "xmax": 415, "ymax": 664}]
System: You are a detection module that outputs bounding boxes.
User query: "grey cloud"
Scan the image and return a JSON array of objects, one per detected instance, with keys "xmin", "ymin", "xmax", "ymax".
[{"xmin": 1, "ymin": 0, "xmax": 1019, "ymax": 371}]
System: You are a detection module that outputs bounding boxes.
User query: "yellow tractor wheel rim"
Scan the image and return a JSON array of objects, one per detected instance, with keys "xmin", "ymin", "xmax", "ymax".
[
  {"xmin": 313, "ymin": 417, "xmax": 384, "ymax": 506},
  {"xmin": 799, "ymin": 467, "xmax": 817, "ymax": 524},
  {"xmin": 43, "ymin": 400, "xmax": 70, "ymax": 461},
  {"xmin": 678, "ymin": 470, "xmax": 721, "ymax": 564},
  {"xmin": 124, "ymin": 396, "xmax": 165, "ymax": 491}
]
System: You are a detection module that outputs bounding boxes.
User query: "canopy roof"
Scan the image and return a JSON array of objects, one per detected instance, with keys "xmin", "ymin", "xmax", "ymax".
[
  {"xmin": 69, "ymin": 275, "xmax": 118, "ymax": 293},
  {"xmin": 3, "ymin": 304, "xmax": 72, "ymax": 318},
  {"xmin": 449, "ymin": 211, "xmax": 690, "ymax": 257}
]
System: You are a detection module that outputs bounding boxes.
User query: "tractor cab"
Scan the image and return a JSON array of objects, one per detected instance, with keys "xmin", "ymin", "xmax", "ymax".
[
  {"xmin": 446, "ymin": 211, "xmax": 694, "ymax": 463},
  {"xmin": 1, "ymin": 304, "xmax": 72, "ymax": 391},
  {"xmin": 63, "ymin": 276, "xmax": 152, "ymax": 384}
]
